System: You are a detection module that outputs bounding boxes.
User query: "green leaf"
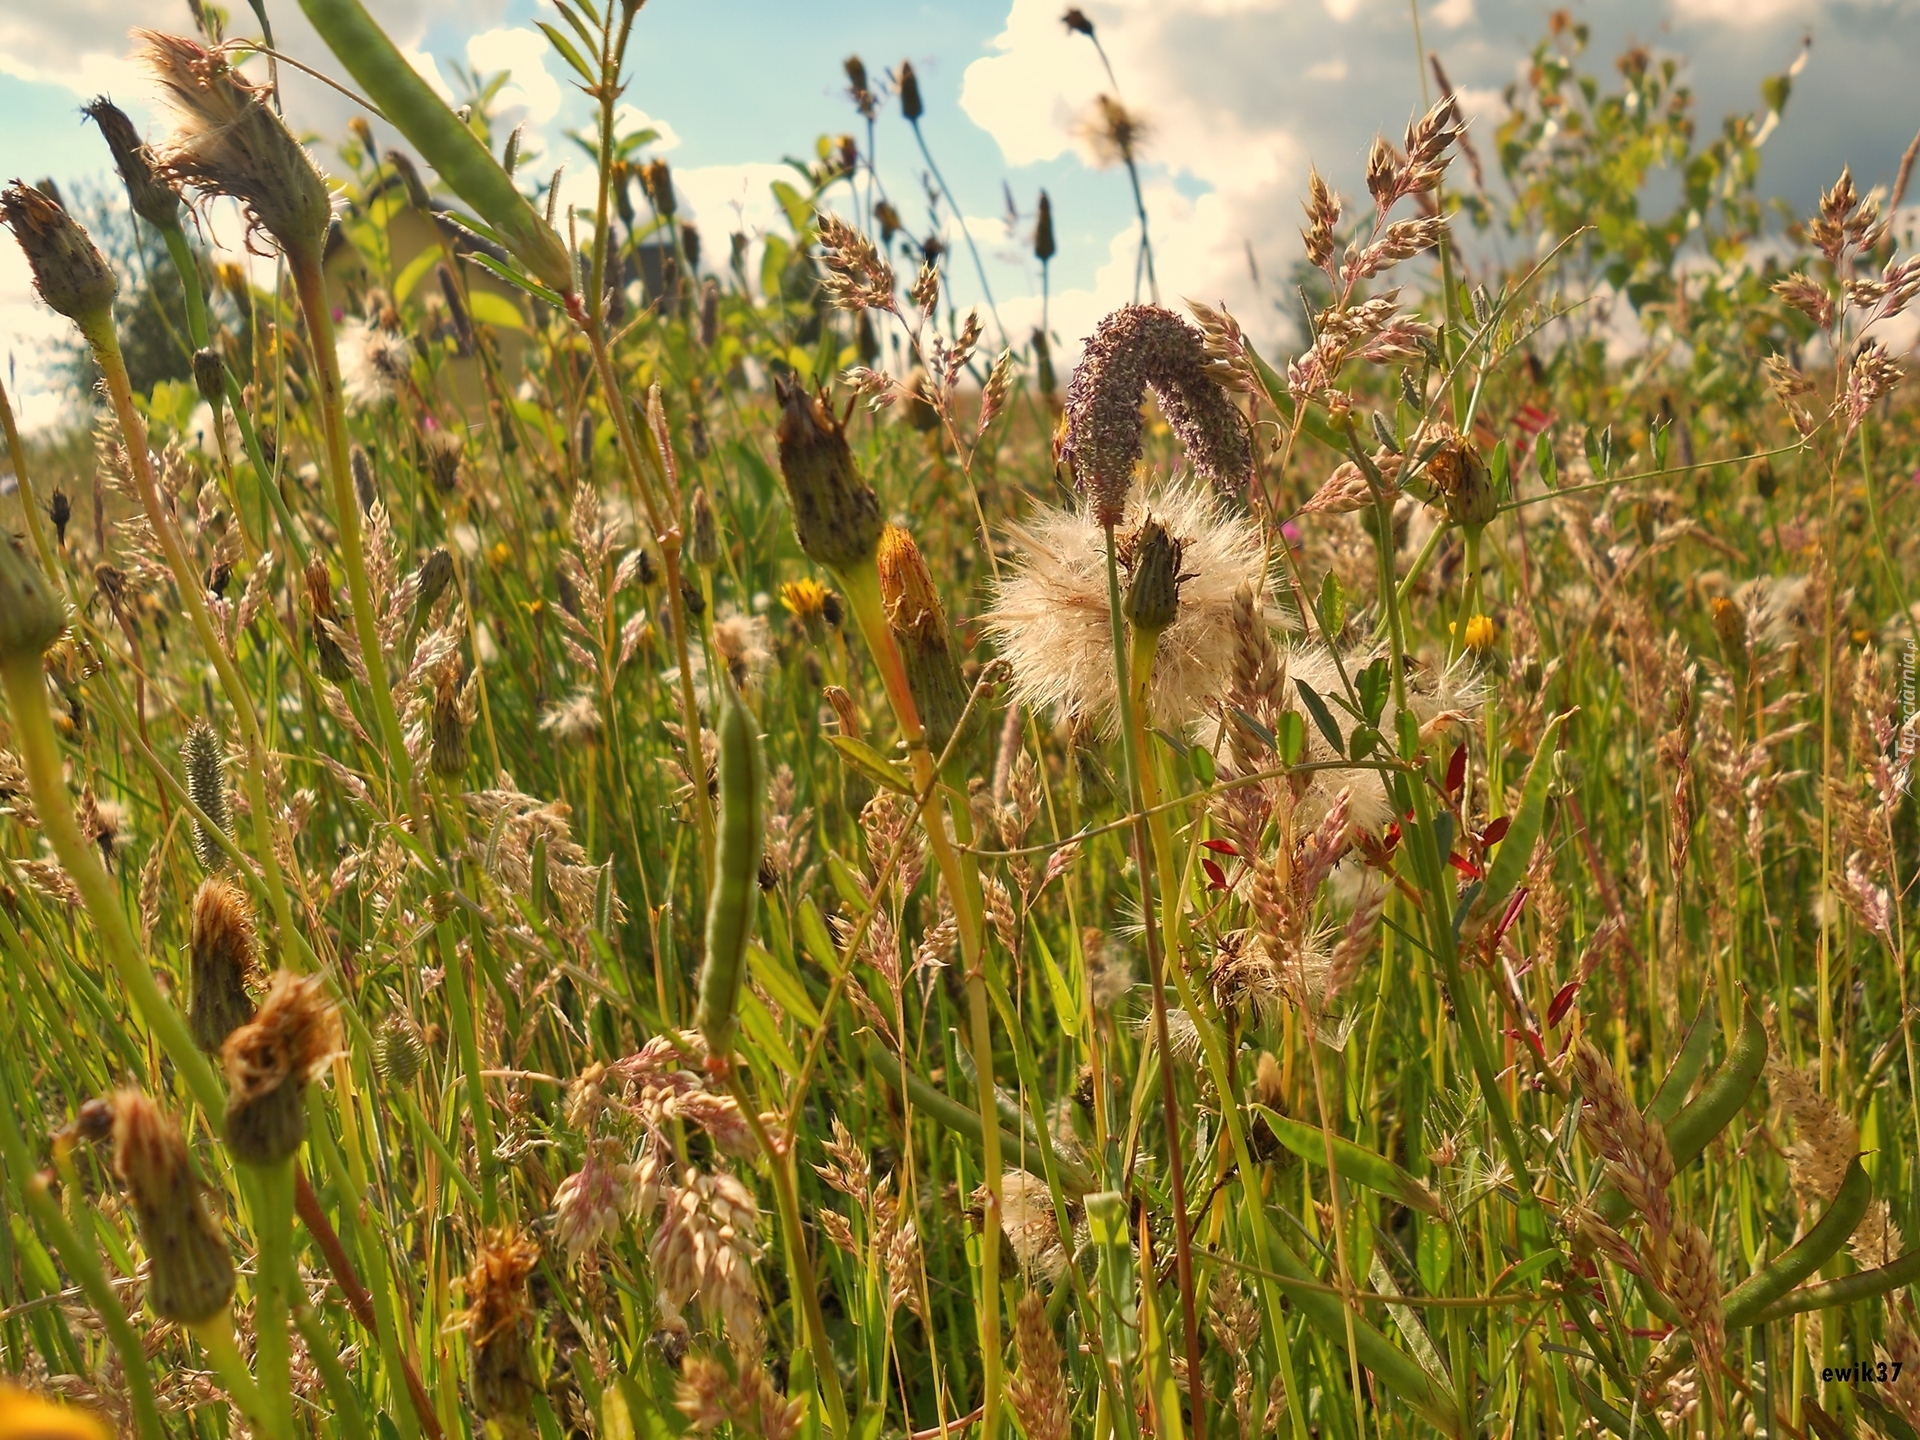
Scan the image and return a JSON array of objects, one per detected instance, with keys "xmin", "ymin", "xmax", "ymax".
[
  {"xmin": 1294, "ymin": 679, "xmax": 1347, "ymax": 756},
  {"xmin": 1254, "ymin": 1105, "xmax": 1445, "ymax": 1217},
  {"xmin": 536, "ymin": 22, "xmax": 596, "ymax": 83},
  {"xmin": 1349, "ymin": 726, "xmax": 1380, "ymax": 763},
  {"xmin": 467, "ymin": 250, "xmax": 567, "ymax": 312},
  {"xmin": 391, "ymin": 245, "xmax": 440, "ymax": 305},
  {"xmin": 1189, "ymin": 744, "xmax": 1216, "ymax": 787},
  {"xmin": 1760, "ymin": 72, "xmax": 1791, "ymax": 116},
  {"xmin": 1276, "ymin": 711, "xmax": 1306, "ymax": 766},
  {"xmin": 465, "ymin": 289, "xmax": 529, "ymax": 331},
  {"xmin": 770, "ymin": 180, "xmax": 811, "ymax": 233},
  {"xmin": 1534, "ymin": 429, "xmax": 1558, "ymax": 488},
  {"xmin": 1357, "ymin": 656, "xmax": 1392, "ymax": 726},
  {"xmin": 746, "ymin": 942, "xmax": 821, "ymax": 1029},
  {"xmin": 824, "ymin": 733, "xmax": 914, "ymax": 796},
  {"xmin": 1317, "ymin": 571, "xmax": 1346, "ymax": 638}
]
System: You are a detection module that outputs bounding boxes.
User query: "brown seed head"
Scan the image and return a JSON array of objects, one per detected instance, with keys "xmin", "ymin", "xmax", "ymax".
[
  {"xmin": 189, "ymin": 877, "xmax": 256, "ymax": 1053},
  {"xmin": 773, "ymin": 376, "xmax": 882, "ymax": 573},
  {"xmin": 1, "ymin": 182, "xmax": 117, "ymax": 326},
  {"xmin": 1008, "ymin": 1291, "xmax": 1070, "ymax": 1440},
  {"xmin": 221, "ymin": 970, "xmax": 342, "ymax": 1165},
  {"xmin": 897, "ymin": 61, "xmax": 923, "ymax": 121},
  {"xmin": 109, "ymin": 1091, "xmax": 234, "ymax": 1325},
  {"xmin": 464, "ymin": 1228, "xmax": 541, "ymax": 1431},
  {"xmin": 137, "ymin": 32, "xmax": 333, "ymax": 257},
  {"xmin": 1061, "ymin": 303, "xmax": 1253, "ymax": 524}
]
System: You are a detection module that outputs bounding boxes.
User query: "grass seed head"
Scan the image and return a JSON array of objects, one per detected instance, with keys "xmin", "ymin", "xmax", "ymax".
[
  {"xmin": 373, "ymin": 1012, "xmax": 427, "ymax": 1088},
  {"xmin": 773, "ymin": 377, "xmax": 882, "ymax": 574},
  {"xmin": 138, "ymin": 32, "xmax": 333, "ymax": 258},
  {"xmin": 1, "ymin": 182, "xmax": 116, "ymax": 327},
  {"xmin": 109, "ymin": 1090, "xmax": 235, "ymax": 1326},
  {"xmin": 189, "ymin": 877, "xmax": 255, "ymax": 1053},
  {"xmin": 221, "ymin": 971, "xmax": 342, "ymax": 1166}
]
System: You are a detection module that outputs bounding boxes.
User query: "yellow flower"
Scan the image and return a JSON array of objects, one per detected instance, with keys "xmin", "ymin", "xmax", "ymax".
[
  {"xmin": 1462, "ymin": 614, "xmax": 1497, "ymax": 652},
  {"xmin": 780, "ymin": 579, "xmax": 830, "ymax": 626}
]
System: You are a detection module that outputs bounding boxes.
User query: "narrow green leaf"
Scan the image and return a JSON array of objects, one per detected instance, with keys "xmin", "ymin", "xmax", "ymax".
[
  {"xmin": 1477, "ymin": 709, "xmax": 1571, "ymax": 918},
  {"xmin": 1294, "ymin": 678, "xmax": 1347, "ymax": 756},
  {"xmin": 1253, "ymin": 1105, "xmax": 1444, "ymax": 1217},
  {"xmin": 825, "ymin": 733, "xmax": 915, "ymax": 796},
  {"xmin": 536, "ymin": 23, "xmax": 597, "ymax": 83}
]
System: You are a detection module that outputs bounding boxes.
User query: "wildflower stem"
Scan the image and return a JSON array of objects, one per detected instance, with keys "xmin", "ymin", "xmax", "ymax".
[
  {"xmin": 287, "ymin": 245, "xmax": 418, "ymax": 809},
  {"xmin": 572, "ymin": 299, "xmax": 717, "ymax": 880},
  {"xmin": 1104, "ymin": 534, "xmax": 1208, "ymax": 1440},
  {"xmin": 0, "ymin": 647, "xmax": 225, "ymax": 1117},
  {"xmin": 907, "ymin": 119, "xmax": 1007, "ymax": 348},
  {"xmin": 837, "ymin": 559, "xmax": 1003, "ymax": 1439},
  {"xmin": 158, "ymin": 221, "xmax": 210, "ymax": 347},
  {"xmin": 239, "ymin": 1160, "xmax": 299, "ymax": 1440},
  {"xmin": 187, "ymin": 1309, "xmax": 271, "ymax": 1431},
  {"xmin": 76, "ymin": 309, "xmax": 301, "ymax": 957},
  {"xmin": 0, "ymin": 1106, "xmax": 165, "ymax": 1440},
  {"xmin": 0, "ymin": 372, "xmax": 58, "ymax": 581}
]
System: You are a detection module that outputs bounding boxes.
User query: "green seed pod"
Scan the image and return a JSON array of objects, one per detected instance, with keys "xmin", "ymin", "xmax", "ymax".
[
  {"xmin": 0, "ymin": 531, "xmax": 67, "ymax": 661},
  {"xmin": 0, "ymin": 182, "xmax": 117, "ymax": 327},
  {"xmin": 374, "ymin": 1012, "xmax": 426, "ymax": 1088},
  {"xmin": 774, "ymin": 376, "xmax": 882, "ymax": 574},
  {"xmin": 188, "ymin": 877, "xmax": 256, "ymax": 1053},
  {"xmin": 182, "ymin": 720, "xmax": 231, "ymax": 871},
  {"xmin": 1122, "ymin": 517, "xmax": 1183, "ymax": 635},
  {"xmin": 85, "ymin": 97, "xmax": 181, "ymax": 231},
  {"xmin": 295, "ymin": 0, "xmax": 575, "ymax": 293},
  {"xmin": 696, "ymin": 678, "xmax": 766, "ymax": 1061},
  {"xmin": 110, "ymin": 1090, "xmax": 235, "ymax": 1326}
]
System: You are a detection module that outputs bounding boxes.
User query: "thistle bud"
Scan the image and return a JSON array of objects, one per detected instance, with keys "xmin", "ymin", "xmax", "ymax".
[
  {"xmin": 350, "ymin": 444, "xmax": 378, "ymax": 514},
  {"xmin": 0, "ymin": 531, "xmax": 67, "ymax": 660},
  {"xmin": 1122, "ymin": 517, "xmax": 1183, "ymax": 635},
  {"xmin": 898, "ymin": 61, "xmax": 923, "ymax": 122},
  {"xmin": 85, "ymin": 98, "xmax": 181, "ymax": 230},
  {"xmin": 138, "ymin": 32, "xmax": 333, "ymax": 259},
  {"xmin": 688, "ymin": 486, "xmax": 719, "ymax": 569},
  {"xmin": 436, "ymin": 264, "xmax": 474, "ymax": 355},
  {"xmin": 773, "ymin": 376, "xmax": 882, "ymax": 573},
  {"xmin": 414, "ymin": 547, "xmax": 455, "ymax": 624},
  {"xmin": 877, "ymin": 525, "xmax": 974, "ymax": 755},
  {"xmin": 428, "ymin": 661, "xmax": 473, "ymax": 779},
  {"xmin": 576, "ymin": 412, "xmax": 596, "ymax": 476},
  {"xmin": 1424, "ymin": 426, "xmax": 1495, "ymax": 529},
  {"xmin": 189, "ymin": 877, "xmax": 256, "ymax": 1053},
  {"xmin": 182, "ymin": 720, "xmax": 231, "ymax": 871},
  {"xmin": 304, "ymin": 560, "xmax": 354, "ymax": 684},
  {"xmin": 109, "ymin": 1091, "xmax": 235, "ymax": 1326},
  {"xmin": 374, "ymin": 1012, "xmax": 427, "ymax": 1088},
  {"xmin": 464, "ymin": 1229, "xmax": 541, "ymax": 1435},
  {"xmin": 1033, "ymin": 190, "xmax": 1055, "ymax": 263},
  {"xmin": 191, "ymin": 347, "xmax": 225, "ymax": 406},
  {"xmin": 222, "ymin": 971, "xmax": 342, "ymax": 1166},
  {"xmin": 1, "ymin": 182, "xmax": 117, "ymax": 326},
  {"xmin": 1709, "ymin": 596, "xmax": 1747, "ymax": 673},
  {"xmin": 641, "ymin": 157, "xmax": 675, "ymax": 218}
]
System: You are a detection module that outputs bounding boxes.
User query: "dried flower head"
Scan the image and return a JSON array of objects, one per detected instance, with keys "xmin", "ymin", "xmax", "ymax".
[
  {"xmin": 774, "ymin": 377, "xmax": 883, "ymax": 574},
  {"xmin": 462, "ymin": 1229, "xmax": 541, "ymax": 1434},
  {"xmin": 338, "ymin": 318, "xmax": 414, "ymax": 411},
  {"xmin": 138, "ymin": 32, "xmax": 333, "ymax": 256},
  {"xmin": 541, "ymin": 691, "xmax": 604, "ymax": 746},
  {"xmin": 877, "ymin": 525, "xmax": 975, "ymax": 754},
  {"xmin": 1061, "ymin": 304, "xmax": 1252, "ymax": 523},
  {"xmin": 221, "ymin": 970, "xmax": 343, "ymax": 1166},
  {"xmin": 1008, "ymin": 1290, "xmax": 1070, "ymax": 1440},
  {"xmin": 1, "ymin": 182, "xmax": 117, "ymax": 326},
  {"xmin": 84, "ymin": 97, "xmax": 180, "ymax": 229},
  {"xmin": 1077, "ymin": 95, "xmax": 1149, "ymax": 169},
  {"xmin": 109, "ymin": 1090, "xmax": 235, "ymax": 1326},
  {"xmin": 710, "ymin": 612, "xmax": 771, "ymax": 689},
  {"xmin": 189, "ymin": 877, "xmax": 256, "ymax": 1054},
  {"xmin": 986, "ymin": 478, "xmax": 1271, "ymax": 731}
]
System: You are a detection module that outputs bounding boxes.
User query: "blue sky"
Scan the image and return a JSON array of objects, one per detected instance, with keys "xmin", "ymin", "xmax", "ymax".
[{"xmin": 4, "ymin": 0, "xmax": 1917, "ymax": 430}]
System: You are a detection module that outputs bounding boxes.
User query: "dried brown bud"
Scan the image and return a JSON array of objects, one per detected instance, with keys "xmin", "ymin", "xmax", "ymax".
[
  {"xmin": 464, "ymin": 1229, "xmax": 541, "ymax": 1432},
  {"xmin": 1, "ymin": 182, "xmax": 117, "ymax": 326},
  {"xmin": 189, "ymin": 877, "xmax": 256, "ymax": 1053},
  {"xmin": 897, "ymin": 61, "xmax": 923, "ymax": 122},
  {"xmin": 85, "ymin": 97, "xmax": 181, "ymax": 230},
  {"xmin": 386, "ymin": 149, "xmax": 434, "ymax": 212},
  {"xmin": 1033, "ymin": 190, "xmax": 1055, "ymax": 263},
  {"xmin": 688, "ymin": 486, "xmax": 719, "ymax": 569},
  {"xmin": 138, "ymin": 32, "xmax": 333, "ymax": 258},
  {"xmin": 191, "ymin": 347, "xmax": 225, "ymax": 406},
  {"xmin": 304, "ymin": 560, "xmax": 354, "ymax": 684},
  {"xmin": 424, "ymin": 429, "xmax": 464, "ymax": 494},
  {"xmin": 351, "ymin": 443, "xmax": 378, "ymax": 514},
  {"xmin": 414, "ymin": 547, "xmax": 455, "ymax": 625},
  {"xmin": 110, "ymin": 1091, "xmax": 234, "ymax": 1326},
  {"xmin": 877, "ymin": 525, "xmax": 974, "ymax": 754},
  {"xmin": 773, "ymin": 377, "xmax": 882, "ymax": 573},
  {"xmin": 1423, "ymin": 425, "xmax": 1495, "ymax": 529},
  {"xmin": 429, "ymin": 662, "xmax": 474, "ymax": 779},
  {"xmin": 642, "ymin": 157, "xmax": 676, "ymax": 218},
  {"xmin": 221, "ymin": 971, "xmax": 343, "ymax": 1166}
]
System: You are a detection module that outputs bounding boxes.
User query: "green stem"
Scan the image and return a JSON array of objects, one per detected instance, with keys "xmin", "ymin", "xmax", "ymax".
[
  {"xmin": 0, "ymin": 649, "xmax": 223, "ymax": 1116},
  {"xmin": 0, "ymin": 1095, "xmax": 166, "ymax": 1440},
  {"xmin": 188, "ymin": 1309, "xmax": 272, "ymax": 1431},
  {"xmin": 295, "ymin": 1302, "xmax": 374, "ymax": 1440},
  {"xmin": 241, "ymin": 1160, "xmax": 298, "ymax": 1440},
  {"xmin": 287, "ymin": 244, "xmax": 416, "ymax": 807},
  {"xmin": 159, "ymin": 222, "xmax": 210, "ymax": 349},
  {"xmin": 0, "ymin": 373, "xmax": 57, "ymax": 581}
]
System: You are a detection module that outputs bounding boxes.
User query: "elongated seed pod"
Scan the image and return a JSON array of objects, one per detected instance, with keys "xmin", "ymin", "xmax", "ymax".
[
  {"xmin": 295, "ymin": 0, "xmax": 574, "ymax": 294},
  {"xmin": 696, "ymin": 678, "xmax": 765, "ymax": 1060}
]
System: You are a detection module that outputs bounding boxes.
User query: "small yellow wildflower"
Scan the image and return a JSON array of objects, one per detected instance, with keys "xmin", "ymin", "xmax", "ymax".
[{"xmin": 1462, "ymin": 613, "xmax": 1497, "ymax": 652}]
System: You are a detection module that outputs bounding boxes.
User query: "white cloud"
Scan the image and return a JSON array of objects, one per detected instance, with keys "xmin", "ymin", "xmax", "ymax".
[
  {"xmin": 1431, "ymin": 0, "xmax": 1476, "ymax": 29},
  {"xmin": 403, "ymin": 48, "xmax": 456, "ymax": 105},
  {"xmin": 467, "ymin": 27, "xmax": 564, "ymax": 126},
  {"xmin": 1305, "ymin": 58, "xmax": 1349, "ymax": 82},
  {"xmin": 615, "ymin": 105, "xmax": 681, "ymax": 154}
]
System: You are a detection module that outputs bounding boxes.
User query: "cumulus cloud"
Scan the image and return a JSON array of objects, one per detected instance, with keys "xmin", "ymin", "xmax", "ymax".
[{"xmin": 468, "ymin": 27, "xmax": 565, "ymax": 126}]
